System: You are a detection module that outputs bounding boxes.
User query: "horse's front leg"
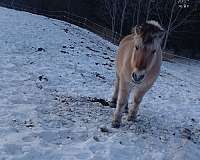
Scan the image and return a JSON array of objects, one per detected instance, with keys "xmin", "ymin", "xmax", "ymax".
[
  {"xmin": 112, "ymin": 81, "xmax": 129, "ymax": 128},
  {"xmin": 127, "ymin": 89, "xmax": 145, "ymax": 121}
]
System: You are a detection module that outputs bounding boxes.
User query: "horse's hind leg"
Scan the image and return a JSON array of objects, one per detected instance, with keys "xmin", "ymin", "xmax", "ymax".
[
  {"xmin": 110, "ymin": 74, "xmax": 120, "ymax": 108},
  {"xmin": 127, "ymin": 89, "xmax": 146, "ymax": 121}
]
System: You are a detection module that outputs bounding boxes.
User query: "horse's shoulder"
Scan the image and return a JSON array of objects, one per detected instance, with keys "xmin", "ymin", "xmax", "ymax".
[{"xmin": 119, "ymin": 34, "xmax": 134, "ymax": 46}]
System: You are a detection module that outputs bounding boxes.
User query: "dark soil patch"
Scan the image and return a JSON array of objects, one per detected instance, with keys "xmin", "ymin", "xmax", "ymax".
[{"xmin": 86, "ymin": 97, "xmax": 110, "ymax": 106}]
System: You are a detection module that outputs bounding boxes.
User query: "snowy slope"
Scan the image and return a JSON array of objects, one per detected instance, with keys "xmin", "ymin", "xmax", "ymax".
[{"xmin": 0, "ymin": 7, "xmax": 200, "ymax": 160}]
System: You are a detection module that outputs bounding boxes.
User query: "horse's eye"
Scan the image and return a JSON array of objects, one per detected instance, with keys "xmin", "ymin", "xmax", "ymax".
[
  {"xmin": 151, "ymin": 50, "xmax": 156, "ymax": 54},
  {"xmin": 135, "ymin": 46, "xmax": 139, "ymax": 50}
]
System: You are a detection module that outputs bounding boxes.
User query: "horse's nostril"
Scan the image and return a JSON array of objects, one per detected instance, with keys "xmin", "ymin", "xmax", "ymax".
[
  {"xmin": 138, "ymin": 74, "xmax": 145, "ymax": 81},
  {"xmin": 132, "ymin": 73, "xmax": 137, "ymax": 81},
  {"xmin": 132, "ymin": 73, "xmax": 145, "ymax": 83}
]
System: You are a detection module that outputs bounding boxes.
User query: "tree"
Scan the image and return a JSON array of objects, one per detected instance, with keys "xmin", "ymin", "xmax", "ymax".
[
  {"xmin": 152, "ymin": 0, "xmax": 197, "ymax": 49},
  {"xmin": 104, "ymin": 0, "xmax": 118, "ymax": 40}
]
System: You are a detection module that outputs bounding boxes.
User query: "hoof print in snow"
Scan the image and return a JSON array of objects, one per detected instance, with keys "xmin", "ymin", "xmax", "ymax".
[
  {"xmin": 100, "ymin": 126, "xmax": 109, "ymax": 133},
  {"xmin": 36, "ymin": 75, "xmax": 48, "ymax": 89},
  {"xmin": 95, "ymin": 72, "xmax": 105, "ymax": 80},
  {"xmin": 62, "ymin": 46, "xmax": 67, "ymax": 48},
  {"xmin": 191, "ymin": 118, "xmax": 196, "ymax": 122},
  {"xmin": 86, "ymin": 54, "xmax": 91, "ymax": 57},
  {"xmin": 103, "ymin": 56, "xmax": 114, "ymax": 63},
  {"xmin": 24, "ymin": 120, "xmax": 35, "ymax": 128},
  {"xmin": 38, "ymin": 75, "xmax": 48, "ymax": 81},
  {"xmin": 86, "ymin": 46, "xmax": 100, "ymax": 52},
  {"xmin": 182, "ymin": 128, "xmax": 192, "ymax": 140},
  {"xmin": 93, "ymin": 136, "xmax": 100, "ymax": 142},
  {"xmin": 36, "ymin": 84, "xmax": 43, "ymax": 89},
  {"xmin": 38, "ymin": 75, "xmax": 43, "ymax": 81},
  {"xmin": 37, "ymin": 47, "xmax": 45, "ymax": 52},
  {"xmin": 60, "ymin": 50, "xmax": 67, "ymax": 53},
  {"xmin": 107, "ymin": 46, "xmax": 114, "ymax": 52},
  {"xmin": 159, "ymin": 136, "xmax": 168, "ymax": 143},
  {"xmin": 64, "ymin": 28, "xmax": 68, "ymax": 33},
  {"xmin": 102, "ymin": 63, "xmax": 112, "ymax": 68}
]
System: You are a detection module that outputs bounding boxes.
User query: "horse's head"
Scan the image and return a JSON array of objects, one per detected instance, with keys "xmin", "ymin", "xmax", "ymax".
[{"xmin": 131, "ymin": 20, "xmax": 164, "ymax": 84}]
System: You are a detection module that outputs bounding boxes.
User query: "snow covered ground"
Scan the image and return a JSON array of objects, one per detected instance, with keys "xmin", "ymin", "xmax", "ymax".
[{"xmin": 0, "ymin": 7, "xmax": 200, "ymax": 160}]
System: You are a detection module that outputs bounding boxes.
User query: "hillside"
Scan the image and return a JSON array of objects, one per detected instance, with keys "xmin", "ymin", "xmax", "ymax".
[{"xmin": 0, "ymin": 7, "xmax": 200, "ymax": 160}]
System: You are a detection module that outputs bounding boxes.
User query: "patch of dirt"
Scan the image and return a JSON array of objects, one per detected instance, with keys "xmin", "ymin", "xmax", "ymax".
[
  {"xmin": 35, "ymin": 95, "xmax": 200, "ymax": 145},
  {"xmin": 86, "ymin": 97, "xmax": 110, "ymax": 106}
]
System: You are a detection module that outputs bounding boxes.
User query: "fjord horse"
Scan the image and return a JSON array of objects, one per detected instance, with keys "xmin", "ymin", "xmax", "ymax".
[{"xmin": 111, "ymin": 20, "xmax": 164, "ymax": 128}]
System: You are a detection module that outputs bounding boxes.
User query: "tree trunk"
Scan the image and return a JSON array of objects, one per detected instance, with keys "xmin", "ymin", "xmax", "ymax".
[
  {"xmin": 136, "ymin": 0, "xmax": 142, "ymax": 24},
  {"xmin": 163, "ymin": 0, "xmax": 176, "ymax": 50},
  {"xmin": 11, "ymin": 0, "xmax": 15, "ymax": 8},
  {"xmin": 119, "ymin": 0, "xmax": 127, "ymax": 37},
  {"xmin": 146, "ymin": 0, "xmax": 152, "ymax": 21}
]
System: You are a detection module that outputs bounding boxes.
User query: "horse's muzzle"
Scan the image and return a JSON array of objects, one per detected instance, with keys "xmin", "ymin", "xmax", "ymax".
[{"xmin": 132, "ymin": 72, "xmax": 145, "ymax": 83}]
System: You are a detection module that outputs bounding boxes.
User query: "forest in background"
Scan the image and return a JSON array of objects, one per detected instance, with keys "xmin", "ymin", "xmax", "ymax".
[{"xmin": 0, "ymin": 0, "xmax": 200, "ymax": 59}]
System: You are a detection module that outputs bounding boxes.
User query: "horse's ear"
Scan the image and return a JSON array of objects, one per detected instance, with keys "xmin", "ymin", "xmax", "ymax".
[
  {"xmin": 132, "ymin": 25, "xmax": 142, "ymax": 35},
  {"xmin": 157, "ymin": 29, "xmax": 165, "ymax": 39}
]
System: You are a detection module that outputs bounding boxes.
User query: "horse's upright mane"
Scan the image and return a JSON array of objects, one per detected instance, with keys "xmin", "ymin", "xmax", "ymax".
[
  {"xmin": 146, "ymin": 20, "xmax": 164, "ymax": 31},
  {"xmin": 131, "ymin": 20, "xmax": 164, "ymax": 44},
  {"xmin": 131, "ymin": 20, "xmax": 164, "ymax": 34}
]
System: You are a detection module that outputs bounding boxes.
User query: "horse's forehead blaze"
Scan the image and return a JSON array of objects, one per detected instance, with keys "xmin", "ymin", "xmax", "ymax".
[
  {"xmin": 133, "ymin": 51, "xmax": 148, "ymax": 70},
  {"xmin": 133, "ymin": 44, "xmax": 156, "ymax": 70}
]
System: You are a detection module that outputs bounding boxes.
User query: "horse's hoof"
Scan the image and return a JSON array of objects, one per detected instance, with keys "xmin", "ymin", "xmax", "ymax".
[
  {"xmin": 127, "ymin": 115, "xmax": 136, "ymax": 122},
  {"xmin": 112, "ymin": 120, "xmax": 121, "ymax": 128}
]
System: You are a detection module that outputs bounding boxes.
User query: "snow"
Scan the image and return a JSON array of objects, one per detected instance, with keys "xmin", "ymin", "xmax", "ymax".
[{"xmin": 0, "ymin": 6, "xmax": 200, "ymax": 160}]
